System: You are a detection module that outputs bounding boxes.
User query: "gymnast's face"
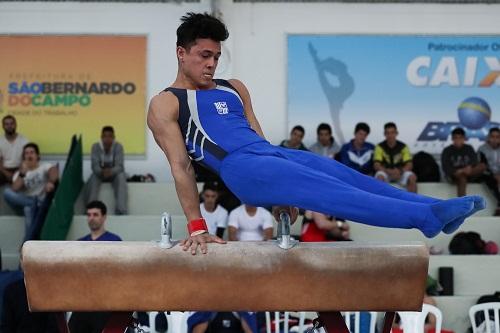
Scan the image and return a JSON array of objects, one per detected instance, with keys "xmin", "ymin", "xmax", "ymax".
[
  {"xmin": 178, "ymin": 38, "xmax": 221, "ymax": 89},
  {"xmin": 87, "ymin": 208, "xmax": 106, "ymax": 232}
]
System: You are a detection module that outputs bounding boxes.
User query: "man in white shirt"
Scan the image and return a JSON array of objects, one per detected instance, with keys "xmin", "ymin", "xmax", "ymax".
[
  {"xmin": 0, "ymin": 115, "xmax": 29, "ymax": 185},
  {"xmin": 199, "ymin": 182, "xmax": 228, "ymax": 238},
  {"xmin": 228, "ymin": 204, "xmax": 273, "ymax": 241}
]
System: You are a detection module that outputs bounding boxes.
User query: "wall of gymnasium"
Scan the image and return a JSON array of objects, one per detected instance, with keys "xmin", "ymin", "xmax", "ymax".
[{"xmin": 1, "ymin": 1, "xmax": 499, "ymax": 181}]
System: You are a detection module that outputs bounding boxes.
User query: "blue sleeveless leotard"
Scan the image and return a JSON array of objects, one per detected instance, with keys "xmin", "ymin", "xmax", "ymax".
[{"xmin": 163, "ymin": 79, "xmax": 478, "ymax": 238}]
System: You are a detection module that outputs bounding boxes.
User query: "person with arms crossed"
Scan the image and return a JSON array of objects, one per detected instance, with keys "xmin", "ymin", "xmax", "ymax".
[{"xmin": 441, "ymin": 128, "xmax": 486, "ymax": 201}]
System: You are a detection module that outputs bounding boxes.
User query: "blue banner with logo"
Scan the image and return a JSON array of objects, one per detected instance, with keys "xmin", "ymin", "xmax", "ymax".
[{"xmin": 288, "ymin": 35, "xmax": 500, "ymax": 154}]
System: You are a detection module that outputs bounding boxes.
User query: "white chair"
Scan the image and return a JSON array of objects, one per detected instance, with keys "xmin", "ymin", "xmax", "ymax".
[
  {"xmin": 265, "ymin": 311, "xmax": 376, "ymax": 333},
  {"xmin": 148, "ymin": 311, "xmax": 188, "ymax": 333},
  {"xmin": 398, "ymin": 304, "xmax": 442, "ymax": 333},
  {"xmin": 265, "ymin": 311, "xmax": 306, "ymax": 333},
  {"xmin": 469, "ymin": 302, "xmax": 500, "ymax": 333},
  {"xmin": 342, "ymin": 312, "xmax": 378, "ymax": 333}
]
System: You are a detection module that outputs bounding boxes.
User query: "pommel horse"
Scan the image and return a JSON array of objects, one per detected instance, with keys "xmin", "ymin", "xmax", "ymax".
[{"xmin": 21, "ymin": 213, "xmax": 429, "ymax": 333}]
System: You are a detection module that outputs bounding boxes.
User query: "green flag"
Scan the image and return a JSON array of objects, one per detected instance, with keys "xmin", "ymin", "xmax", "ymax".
[{"xmin": 41, "ymin": 135, "xmax": 83, "ymax": 240}]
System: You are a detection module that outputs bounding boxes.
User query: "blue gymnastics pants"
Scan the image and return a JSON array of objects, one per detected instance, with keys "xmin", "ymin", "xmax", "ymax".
[{"xmin": 219, "ymin": 142, "xmax": 449, "ymax": 237}]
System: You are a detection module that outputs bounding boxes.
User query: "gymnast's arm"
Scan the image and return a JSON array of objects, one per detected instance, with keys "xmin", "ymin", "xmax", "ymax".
[
  {"xmin": 147, "ymin": 92, "xmax": 225, "ymax": 254},
  {"xmin": 148, "ymin": 93, "xmax": 201, "ymax": 222}
]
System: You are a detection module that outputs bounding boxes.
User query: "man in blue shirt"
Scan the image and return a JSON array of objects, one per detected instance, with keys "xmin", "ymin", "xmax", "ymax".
[
  {"xmin": 78, "ymin": 200, "xmax": 122, "ymax": 241},
  {"xmin": 69, "ymin": 200, "xmax": 121, "ymax": 333},
  {"xmin": 339, "ymin": 122, "xmax": 375, "ymax": 175}
]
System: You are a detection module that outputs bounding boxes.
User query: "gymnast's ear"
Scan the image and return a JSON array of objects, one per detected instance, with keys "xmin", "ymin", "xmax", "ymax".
[{"xmin": 177, "ymin": 46, "xmax": 186, "ymax": 62}]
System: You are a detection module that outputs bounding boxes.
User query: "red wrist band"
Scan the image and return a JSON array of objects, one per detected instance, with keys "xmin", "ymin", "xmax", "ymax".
[{"xmin": 187, "ymin": 218, "xmax": 208, "ymax": 236}]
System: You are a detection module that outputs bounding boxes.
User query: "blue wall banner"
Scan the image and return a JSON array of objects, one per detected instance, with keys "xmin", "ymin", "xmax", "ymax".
[{"xmin": 288, "ymin": 35, "xmax": 500, "ymax": 154}]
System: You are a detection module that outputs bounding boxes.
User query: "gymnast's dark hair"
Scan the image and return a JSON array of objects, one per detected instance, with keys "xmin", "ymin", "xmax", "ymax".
[{"xmin": 177, "ymin": 12, "xmax": 229, "ymax": 49}]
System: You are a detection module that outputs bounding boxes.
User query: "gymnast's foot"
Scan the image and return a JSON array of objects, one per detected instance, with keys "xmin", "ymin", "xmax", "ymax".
[
  {"xmin": 441, "ymin": 195, "xmax": 486, "ymax": 234},
  {"xmin": 420, "ymin": 196, "xmax": 475, "ymax": 238}
]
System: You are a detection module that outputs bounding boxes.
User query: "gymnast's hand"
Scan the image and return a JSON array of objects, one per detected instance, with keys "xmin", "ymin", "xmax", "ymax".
[
  {"xmin": 272, "ymin": 206, "xmax": 299, "ymax": 224},
  {"xmin": 180, "ymin": 232, "xmax": 226, "ymax": 255}
]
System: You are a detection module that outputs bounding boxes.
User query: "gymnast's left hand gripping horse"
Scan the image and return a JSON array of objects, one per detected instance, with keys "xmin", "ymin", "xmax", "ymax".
[{"xmin": 147, "ymin": 13, "xmax": 484, "ymax": 255}]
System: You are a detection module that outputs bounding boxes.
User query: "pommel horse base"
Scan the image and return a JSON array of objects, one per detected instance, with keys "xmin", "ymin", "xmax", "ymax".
[{"xmin": 22, "ymin": 239, "xmax": 428, "ymax": 333}]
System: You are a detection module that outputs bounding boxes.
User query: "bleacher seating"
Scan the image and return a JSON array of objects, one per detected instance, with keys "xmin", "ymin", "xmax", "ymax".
[
  {"xmin": 0, "ymin": 181, "xmax": 498, "ymax": 333},
  {"xmin": 348, "ymin": 217, "xmax": 500, "ymax": 254},
  {"xmin": 0, "ymin": 182, "xmax": 496, "ymax": 216},
  {"xmin": 0, "ymin": 183, "xmax": 203, "ymax": 216}
]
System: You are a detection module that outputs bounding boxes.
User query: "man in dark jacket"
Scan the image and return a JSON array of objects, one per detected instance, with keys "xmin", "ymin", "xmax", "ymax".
[
  {"xmin": 279, "ymin": 125, "xmax": 309, "ymax": 151},
  {"xmin": 478, "ymin": 127, "xmax": 500, "ymax": 215},
  {"xmin": 339, "ymin": 122, "xmax": 374, "ymax": 175},
  {"xmin": 441, "ymin": 127, "xmax": 484, "ymax": 197}
]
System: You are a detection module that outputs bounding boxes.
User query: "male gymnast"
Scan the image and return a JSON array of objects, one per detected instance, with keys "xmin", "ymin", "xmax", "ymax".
[{"xmin": 147, "ymin": 12, "xmax": 484, "ymax": 255}]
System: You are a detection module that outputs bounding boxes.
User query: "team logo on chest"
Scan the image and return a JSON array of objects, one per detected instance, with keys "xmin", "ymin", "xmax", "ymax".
[{"xmin": 213, "ymin": 101, "xmax": 229, "ymax": 115}]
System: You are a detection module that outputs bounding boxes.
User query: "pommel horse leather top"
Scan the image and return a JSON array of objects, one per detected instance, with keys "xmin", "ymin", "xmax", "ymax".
[{"xmin": 22, "ymin": 240, "xmax": 428, "ymax": 312}]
